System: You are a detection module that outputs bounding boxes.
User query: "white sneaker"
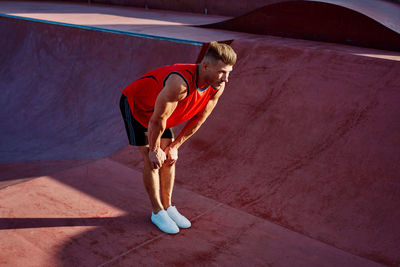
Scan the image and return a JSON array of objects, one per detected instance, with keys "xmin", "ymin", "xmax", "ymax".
[
  {"xmin": 167, "ymin": 206, "xmax": 191, "ymax": 229},
  {"xmin": 151, "ymin": 210, "xmax": 179, "ymax": 234}
]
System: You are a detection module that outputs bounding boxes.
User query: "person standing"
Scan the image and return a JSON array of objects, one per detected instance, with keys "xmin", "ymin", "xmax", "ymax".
[{"xmin": 120, "ymin": 41, "xmax": 237, "ymax": 234}]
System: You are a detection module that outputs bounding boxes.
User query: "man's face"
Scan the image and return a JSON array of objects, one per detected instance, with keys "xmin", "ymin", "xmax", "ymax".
[{"xmin": 204, "ymin": 60, "xmax": 233, "ymax": 89}]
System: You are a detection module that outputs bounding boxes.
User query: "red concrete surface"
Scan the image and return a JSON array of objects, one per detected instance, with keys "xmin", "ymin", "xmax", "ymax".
[
  {"xmin": 176, "ymin": 37, "xmax": 400, "ymax": 266},
  {"xmin": 200, "ymin": 0, "xmax": 400, "ymax": 52},
  {"xmin": 1, "ymin": 1, "xmax": 399, "ymax": 266},
  {"xmin": 0, "ymin": 159, "xmax": 382, "ymax": 266}
]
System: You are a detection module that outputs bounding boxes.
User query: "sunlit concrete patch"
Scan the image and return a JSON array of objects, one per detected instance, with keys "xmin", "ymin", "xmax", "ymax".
[
  {"xmin": 0, "ymin": 160, "xmax": 128, "ymax": 266},
  {"xmin": 352, "ymin": 52, "xmax": 400, "ymax": 61},
  {"xmin": 0, "ymin": 159, "xmax": 97, "ymax": 189},
  {"xmin": 5, "ymin": 13, "xmax": 189, "ymax": 26}
]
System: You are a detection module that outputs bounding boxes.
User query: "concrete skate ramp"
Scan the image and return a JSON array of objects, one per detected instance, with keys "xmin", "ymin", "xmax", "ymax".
[
  {"xmin": 0, "ymin": 15, "xmax": 202, "ymax": 163},
  {"xmin": 200, "ymin": 0, "xmax": 400, "ymax": 52},
  {"xmin": 173, "ymin": 39, "xmax": 400, "ymax": 265},
  {"xmin": 112, "ymin": 37, "xmax": 400, "ymax": 265}
]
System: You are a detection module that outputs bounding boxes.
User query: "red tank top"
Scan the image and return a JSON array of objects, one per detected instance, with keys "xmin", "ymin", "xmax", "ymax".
[{"xmin": 122, "ymin": 64, "xmax": 219, "ymax": 128}]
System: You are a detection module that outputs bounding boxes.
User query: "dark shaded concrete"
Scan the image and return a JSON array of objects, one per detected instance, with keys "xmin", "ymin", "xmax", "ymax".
[
  {"xmin": 0, "ymin": 15, "xmax": 201, "ymax": 162},
  {"xmin": 200, "ymin": 0, "xmax": 400, "ymax": 51}
]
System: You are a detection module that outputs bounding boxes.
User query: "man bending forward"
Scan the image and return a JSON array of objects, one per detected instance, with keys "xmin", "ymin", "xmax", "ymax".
[{"xmin": 120, "ymin": 42, "xmax": 237, "ymax": 234}]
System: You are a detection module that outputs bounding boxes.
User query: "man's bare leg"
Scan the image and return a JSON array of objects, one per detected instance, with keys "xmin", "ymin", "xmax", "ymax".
[
  {"xmin": 160, "ymin": 138, "xmax": 175, "ymax": 209},
  {"xmin": 139, "ymin": 144, "xmax": 180, "ymax": 234},
  {"xmin": 159, "ymin": 139, "xmax": 191, "ymax": 229},
  {"xmin": 139, "ymin": 146, "xmax": 164, "ymax": 213}
]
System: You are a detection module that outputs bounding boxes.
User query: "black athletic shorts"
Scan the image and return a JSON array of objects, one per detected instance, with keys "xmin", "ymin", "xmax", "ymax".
[{"xmin": 120, "ymin": 94, "xmax": 174, "ymax": 146}]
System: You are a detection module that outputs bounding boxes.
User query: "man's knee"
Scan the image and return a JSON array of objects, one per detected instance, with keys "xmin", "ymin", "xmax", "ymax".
[
  {"xmin": 138, "ymin": 146, "xmax": 152, "ymax": 165},
  {"xmin": 160, "ymin": 138, "xmax": 173, "ymax": 150}
]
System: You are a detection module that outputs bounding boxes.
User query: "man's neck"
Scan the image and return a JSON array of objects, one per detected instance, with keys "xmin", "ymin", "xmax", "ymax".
[{"xmin": 196, "ymin": 64, "xmax": 208, "ymax": 89}]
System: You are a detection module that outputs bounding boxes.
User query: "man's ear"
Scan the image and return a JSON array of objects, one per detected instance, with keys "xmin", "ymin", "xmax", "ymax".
[{"xmin": 201, "ymin": 61, "xmax": 209, "ymax": 71}]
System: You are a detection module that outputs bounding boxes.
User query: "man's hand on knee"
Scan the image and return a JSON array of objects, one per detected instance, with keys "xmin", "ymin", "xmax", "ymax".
[
  {"xmin": 149, "ymin": 148, "xmax": 166, "ymax": 169},
  {"xmin": 164, "ymin": 145, "xmax": 178, "ymax": 166}
]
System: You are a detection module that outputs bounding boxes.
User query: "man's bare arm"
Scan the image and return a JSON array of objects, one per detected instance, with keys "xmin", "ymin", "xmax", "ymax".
[
  {"xmin": 170, "ymin": 86, "xmax": 224, "ymax": 150},
  {"xmin": 147, "ymin": 74, "xmax": 187, "ymax": 168}
]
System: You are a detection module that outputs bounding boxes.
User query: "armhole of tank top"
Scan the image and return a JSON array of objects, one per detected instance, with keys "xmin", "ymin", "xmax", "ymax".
[
  {"xmin": 139, "ymin": 75, "xmax": 158, "ymax": 83},
  {"xmin": 210, "ymin": 87, "xmax": 219, "ymax": 97},
  {"xmin": 163, "ymin": 72, "xmax": 190, "ymax": 98}
]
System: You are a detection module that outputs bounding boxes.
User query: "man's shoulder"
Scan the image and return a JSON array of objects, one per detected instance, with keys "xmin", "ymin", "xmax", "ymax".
[
  {"xmin": 168, "ymin": 64, "xmax": 197, "ymax": 75},
  {"xmin": 162, "ymin": 64, "xmax": 198, "ymax": 89},
  {"xmin": 152, "ymin": 63, "xmax": 196, "ymax": 72}
]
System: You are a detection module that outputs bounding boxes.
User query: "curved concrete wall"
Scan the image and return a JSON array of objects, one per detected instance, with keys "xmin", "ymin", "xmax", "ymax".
[
  {"xmin": 201, "ymin": 1, "xmax": 400, "ymax": 52},
  {"xmin": 178, "ymin": 38, "xmax": 400, "ymax": 266},
  {"xmin": 0, "ymin": 16, "xmax": 201, "ymax": 162}
]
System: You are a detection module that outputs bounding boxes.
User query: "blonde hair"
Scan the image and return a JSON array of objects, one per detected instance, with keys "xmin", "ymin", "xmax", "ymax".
[{"xmin": 203, "ymin": 41, "xmax": 237, "ymax": 66}]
